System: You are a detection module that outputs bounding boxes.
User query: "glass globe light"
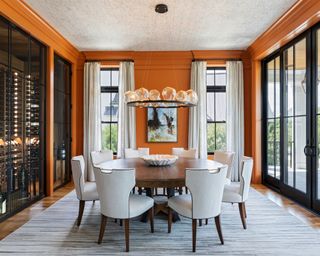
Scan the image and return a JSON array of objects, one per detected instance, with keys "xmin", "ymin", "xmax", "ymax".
[
  {"xmin": 135, "ymin": 87, "xmax": 149, "ymax": 101},
  {"xmin": 186, "ymin": 89, "xmax": 198, "ymax": 104},
  {"xmin": 124, "ymin": 91, "xmax": 138, "ymax": 103},
  {"xmin": 162, "ymin": 87, "xmax": 176, "ymax": 100},
  {"xmin": 175, "ymin": 90, "xmax": 188, "ymax": 102},
  {"xmin": 149, "ymin": 89, "xmax": 161, "ymax": 100}
]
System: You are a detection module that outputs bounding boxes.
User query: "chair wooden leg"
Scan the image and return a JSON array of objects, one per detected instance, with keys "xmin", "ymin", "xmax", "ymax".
[
  {"xmin": 205, "ymin": 218, "xmax": 208, "ymax": 225},
  {"xmin": 124, "ymin": 219, "xmax": 130, "ymax": 252},
  {"xmin": 98, "ymin": 215, "xmax": 107, "ymax": 244},
  {"xmin": 192, "ymin": 219, "xmax": 197, "ymax": 252},
  {"xmin": 243, "ymin": 202, "xmax": 247, "ymax": 218},
  {"xmin": 199, "ymin": 219, "xmax": 202, "ymax": 226},
  {"xmin": 185, "ymin": 187, "xmax": 189, "ymax": 194},
  {"xmin": 168, "ymin": 207, "xmax": 172, "ymax": 233},
  {"xmin": 77, "ymin": 200, "xmax": 85, "ymax": 226},
  {"xmin": 148, "ymin": 207, "xmax": 154, "ymax": 233},
  {"xmin": 178, "ymin": 187, "xmax": 183, "ymax": 195},
  {"xmin": 93, "ymin": 200, "xmax": 95, "ymax": 204},
  {"xmin": 120, "ymin": 219, "xmax": 123, "ymax": 226},
  {"xmin": 214, "ymin": 215, "xmax": 224, "ymax": 245},
  {"xmin": 238, "ymin": 202, "xmax": 247, "ymax": 229},
  {"xmin": 138, "ymin": 187, "xmax": 143, "ymax": 195}
]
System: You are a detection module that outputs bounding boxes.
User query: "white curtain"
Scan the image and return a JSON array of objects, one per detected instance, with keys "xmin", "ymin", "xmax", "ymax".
[
  {"xmin": 188, "ymin": 61, "xmax": 207, "ymax": 159},
  {"xmin": 226, "ymin": 61, "xmax": 244, "ymax": 182},
  {"xmin": 117, "ymin": 62, "xmax": 136, "ymax": 158},
  {"xmin": 83, "ymin": 62, "xmax": 101, "ymax": 181}
]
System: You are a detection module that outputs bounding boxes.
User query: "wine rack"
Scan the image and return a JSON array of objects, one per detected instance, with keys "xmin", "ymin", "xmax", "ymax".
[{"xmin": 0, "ymin": 16, "xmax": 46, "ymax": 221}]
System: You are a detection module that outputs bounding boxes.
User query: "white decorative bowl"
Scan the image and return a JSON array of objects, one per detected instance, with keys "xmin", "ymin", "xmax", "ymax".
[{"xmin": 141, "ymin": 154, "xmax": 178, "ymax": 166}]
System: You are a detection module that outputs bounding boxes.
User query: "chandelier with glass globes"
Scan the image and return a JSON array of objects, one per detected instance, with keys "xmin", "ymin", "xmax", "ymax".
[{"xmin": 125, "ymin": 87, "xmax": 198, "ymax": 108}]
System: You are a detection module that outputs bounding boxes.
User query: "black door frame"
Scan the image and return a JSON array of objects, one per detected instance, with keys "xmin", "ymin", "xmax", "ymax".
[
  {"xmin": 262, "ymin": 22, "xmax": 320, "ymax": 212},
  {"xmin": 311, "ymin": 22, "xmax": 320, "ymax": 212},
  {"xmin": 53, "ymin": 53, "xmax": 72, "ymax": 190}
]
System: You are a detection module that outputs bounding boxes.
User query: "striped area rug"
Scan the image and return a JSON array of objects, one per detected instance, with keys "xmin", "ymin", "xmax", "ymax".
[{"xmin": 0, "ymin": 188, "xmax": 320, "ymax": 256}]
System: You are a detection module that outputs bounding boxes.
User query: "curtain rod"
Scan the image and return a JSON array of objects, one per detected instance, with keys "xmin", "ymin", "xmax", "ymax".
[
  {"xmin": 192, "ymin": 58, "xmax": 242, "ymax": 62},
  {"xmin": 85, "ymin": 59, "xmax": 134, "ymax": 62}
]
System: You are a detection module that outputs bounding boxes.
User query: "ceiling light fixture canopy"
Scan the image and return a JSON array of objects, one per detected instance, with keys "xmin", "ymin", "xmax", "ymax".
[
  {"xmin": 125, "ymin": 87, "xmax": 198, "ymax": 108},
  {"xmin": 155, "ymin": 4, "xmax": 168, "ymax": 14}
]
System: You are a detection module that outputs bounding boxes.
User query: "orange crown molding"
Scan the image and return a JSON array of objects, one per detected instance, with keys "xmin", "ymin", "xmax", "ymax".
[
  {"xmin": 0, "ymin": 0, "xmax": 80, "ymax": 63},
  {"xmin": 248, "ymin": 0, "xmax": 320, "ymax": 60},
  {"xmin": 83, "ymin": 50, "xmax": 246, "ymax": 61}
]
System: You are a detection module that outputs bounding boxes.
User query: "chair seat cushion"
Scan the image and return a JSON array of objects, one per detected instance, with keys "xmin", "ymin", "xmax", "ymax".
[
  {"xmin": 225, "ymin": 178, "xmax": 231, "ymax": 185},
  {"xmin": 168, "ymin": 194, "xmax": 192, "ymax": 218},
  {"xmin": 129, "ymin": 194, "xmax": 154, "ymax": 218},
  {"xmin": 82, "ymin": 182, "xmax": 99, "ymax": 201},
  {"xmin": 222, "ymin": 182, "xmax": 242, "ymax": 203}
]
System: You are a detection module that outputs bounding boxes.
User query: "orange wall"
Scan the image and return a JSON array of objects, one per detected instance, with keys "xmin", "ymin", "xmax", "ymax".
[
  {"xmin": 134, "ymin": 52, "xmax": 191, "ymax": 153},
  {"xmin": 85, "ymin": 50, "xmax": 253, "ymax": 156}
]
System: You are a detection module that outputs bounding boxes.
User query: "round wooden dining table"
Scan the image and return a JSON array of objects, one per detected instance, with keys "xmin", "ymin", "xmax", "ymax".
[{"xmin": 97, "ymin": 157, "xmax": 224, "ymax": 188}]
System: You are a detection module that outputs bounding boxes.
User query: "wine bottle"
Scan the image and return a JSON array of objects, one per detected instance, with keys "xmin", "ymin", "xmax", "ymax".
[{"xmin": 0, "ymin": 192, "xmax": 6, "ymax": 214}]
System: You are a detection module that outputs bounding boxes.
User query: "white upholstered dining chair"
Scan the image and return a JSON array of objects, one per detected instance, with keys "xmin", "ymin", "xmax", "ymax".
[
  {"xmin": 222, "ymin": 156, "xmax": 253, "ymax": 229},
  {"xmin": 124, "ymin": 148, "xmax": 149, "ymax": 158},
  {"xmin": 213, "ymin": 151, "xmax": 235, "ymax": 185},
  {"xmin": 172, "ymin": 147, "xmax": 198, "ymax": 195},
  {"xmin": 94, "ymin": 167, "xmax": 154, "ymax": 252},
  {"xmin": 71, "ymin": 155, "xmax": 99, "ymax": 226},
  {"xmin": 90, "ymin": 150, "xmax": 113, "ymax": 166},
  {"xmin": 124, "ymin": 148, "xmax": 149, "ymax": 194},
  {"xmin": 172, "ymin": 147, "xmax": 198, "ymax": 159},
  {"xmin": 168, "ymin": 166, "xmax": 228, "ymax": 252}
]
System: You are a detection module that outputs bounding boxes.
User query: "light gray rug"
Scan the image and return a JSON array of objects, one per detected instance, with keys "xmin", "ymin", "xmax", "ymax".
[{"xmin": 0, "ymin": 188, "xmax": 320, "ymax": 256}]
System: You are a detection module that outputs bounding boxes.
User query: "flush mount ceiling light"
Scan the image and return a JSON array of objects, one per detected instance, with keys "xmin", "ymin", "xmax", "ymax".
[{"xmin": 155, "ymin": 4, "xmax": 168, "ymax": 14}]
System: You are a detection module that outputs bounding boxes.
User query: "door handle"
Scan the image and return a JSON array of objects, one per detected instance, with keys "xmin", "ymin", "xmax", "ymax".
[{"xmin": 304, "ymin": 145, "xmax": 317, "ymax": 157}]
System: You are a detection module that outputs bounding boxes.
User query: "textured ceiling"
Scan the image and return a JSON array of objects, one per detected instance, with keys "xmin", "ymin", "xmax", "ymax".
[{"xmin": 25, "ymin": 0, "xmax": 297, "ymax": 51}]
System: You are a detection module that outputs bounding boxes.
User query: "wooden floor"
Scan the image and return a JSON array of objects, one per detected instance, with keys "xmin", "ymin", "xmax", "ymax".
[
  {"xmin": 252, "ymin": 184, "xmax": 320, "ymax": 230},
  {"xmin": 0, "ymin": 182, "xmax": 74, "ymax": 240},
  {"xmin": 0, "ymin": 183, "xmax": 319, "ymax": 241}
]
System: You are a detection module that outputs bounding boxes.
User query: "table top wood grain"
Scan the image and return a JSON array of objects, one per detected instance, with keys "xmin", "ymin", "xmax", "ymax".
[{"xmin": 98, "ymin": 158, "xmax": 223, "ymax": 188}]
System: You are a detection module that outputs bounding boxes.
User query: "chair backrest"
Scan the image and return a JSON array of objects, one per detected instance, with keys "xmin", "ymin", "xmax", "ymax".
[
  {"xmin": 71, "ymin": 155, "xmax": 86, "ymax": 200},
  {"xmin": 186, "ymin": 166, "xmax": 227, "ymax": 219},
  {"xmin": 124, "ymin": 148, "xmax": 149, "ymax": 159},
  {"xmin": 240, "ymin": 156, "xmax": 254, "ymax": 202},
  {"xmin": 91, "ymin": 150, "xmax": 113, "ymax": 166},
  {"xmin": 94, "ymin": 168, "xmax": 135, "ymax": 219},
  {"xmin": 172, "ymin": 148, "xmax": 197, "ymax": 159},
  {"xmin": 213, "ymin": 151, "xmax": 235, "ymax": 180}
]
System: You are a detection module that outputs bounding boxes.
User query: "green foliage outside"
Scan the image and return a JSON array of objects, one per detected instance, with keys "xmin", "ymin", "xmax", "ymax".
[
  {"xmin": 101, "ymin": 124, "xmax": 117, "ymax": 153},
  {"xmin": 267, "ymin": 118, "xmax": 293, "ymax": 167},
  {"xmin": 207, "ymin": 123, "xmax": 226, "ymax": 153}
]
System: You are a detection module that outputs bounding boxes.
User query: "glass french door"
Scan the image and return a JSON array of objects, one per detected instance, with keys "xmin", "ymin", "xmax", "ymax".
[
  {"xmin": 314, "ymin": 26, "xmax": 320, "ymax": 211},
  {"xmin": 263, "ymin": 23, "xmax": 320, "ymax": 212}
]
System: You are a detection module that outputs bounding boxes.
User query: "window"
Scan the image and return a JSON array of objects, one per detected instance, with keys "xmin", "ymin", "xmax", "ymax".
[
  {"xmin": 100, "ymin": 68, "xmax": 119, "ymax": 153},
  {"xmin": 206, "ymin": 67, "xmax": 227, "ymax": 153}
]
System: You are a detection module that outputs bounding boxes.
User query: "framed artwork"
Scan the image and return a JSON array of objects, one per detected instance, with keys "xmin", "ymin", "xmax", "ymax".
[{"xmin": 147, "ymin": 108, "xmax": 177, "ymax": 142}]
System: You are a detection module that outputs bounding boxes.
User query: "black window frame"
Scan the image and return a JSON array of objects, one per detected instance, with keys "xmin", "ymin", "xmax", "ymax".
[
  {"xmin": 100, "ymin": 68, "xmax": 119, "ymax": 154},
  {"xmin": 206, "ymin": 67, "xmax": 227, "ymax": 154}
]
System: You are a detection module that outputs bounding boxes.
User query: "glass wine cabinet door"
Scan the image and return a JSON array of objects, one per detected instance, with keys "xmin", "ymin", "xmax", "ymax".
[
  {"xmin": 0, "ymin": 17, "xmax": 45, "ymax": 220},
  {"xmin": 53, "ymin": 54, "xmax": 71, "ymax": 189}
]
